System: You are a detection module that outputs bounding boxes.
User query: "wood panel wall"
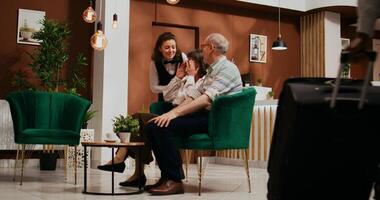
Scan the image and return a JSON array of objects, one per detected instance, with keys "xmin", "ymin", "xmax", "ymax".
[{"xmin": 301, "ymin": 11, "xmax": 325, "ymax": 77}]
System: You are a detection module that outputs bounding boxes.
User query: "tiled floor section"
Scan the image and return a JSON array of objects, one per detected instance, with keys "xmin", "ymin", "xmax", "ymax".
[{"xmin": 0, "ymin": 163, "xmax": 268, "ymax": 200}]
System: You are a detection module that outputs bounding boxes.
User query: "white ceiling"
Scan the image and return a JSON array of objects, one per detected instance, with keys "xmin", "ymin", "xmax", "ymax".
[{"xmin": 236, "ymin": 0, "xmax": 357, "ymax": 12}]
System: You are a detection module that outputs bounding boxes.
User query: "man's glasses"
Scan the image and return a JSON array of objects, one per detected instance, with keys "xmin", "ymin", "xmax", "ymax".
[{"xmin": 200, "ymin": 43, "xmax": 212, "ymax": 49}]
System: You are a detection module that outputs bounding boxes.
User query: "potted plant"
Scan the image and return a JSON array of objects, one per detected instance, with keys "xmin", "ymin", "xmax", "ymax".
[
  {"xmin": 267, "ymin": 91, "xmax": 275, "ymax": 100},
  {"xmin": 82, "ymin": 109, "xmax": 97, "ymax": 129},
  {"xmin": 112, "ymin": 115, "xmax": 139, "ymax": 143},
  {"xmin": 256, "ymin": 78, "xmax": 263, "ymax": 86},
  {"xmin": 20, "ymin": 19, "xmax": 37, "ymax": 41}
]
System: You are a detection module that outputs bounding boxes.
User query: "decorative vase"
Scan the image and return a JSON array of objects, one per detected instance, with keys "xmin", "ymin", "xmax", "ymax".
[{"xmin": 118, "ymin": 132, "xmax": 131, "ymax": 143}]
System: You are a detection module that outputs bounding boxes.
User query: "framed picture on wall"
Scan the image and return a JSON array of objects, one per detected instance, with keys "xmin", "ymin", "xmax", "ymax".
[
  {"xmin": 17, "ymin": 9, "xmax": 45, "ymax": 45},
  {"xmin": 249, "ymin": 34, "xmax": 267, "ymax": 63}
]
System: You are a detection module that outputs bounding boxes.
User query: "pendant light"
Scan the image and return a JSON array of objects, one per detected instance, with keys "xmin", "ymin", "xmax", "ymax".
[
  {"xmin": 90, "ymin": 0, "xmax": 107, "ymax": 51},
  {"xmin": 112, "ymin": 14, "xmax": 118, "ymax": 29},
  {"xmin": 112, "ymin": 0, "xmax": 118, "ymax": 29},
  {"xmin": 166, "ymin": 0, "xmax": 180, "ymax": 5},
  {"xmin": 272, "ymin": 0, "xmax": 287, "ymax": 50},
  {"xmin": 82, "ymin": 0, "xmax": 97, "ymax": 23}
]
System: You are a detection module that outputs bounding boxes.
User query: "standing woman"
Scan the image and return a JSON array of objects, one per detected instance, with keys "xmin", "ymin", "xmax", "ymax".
[{"xmin": 150, "ymin": 32, "xmax": 187, "ymax": 101}]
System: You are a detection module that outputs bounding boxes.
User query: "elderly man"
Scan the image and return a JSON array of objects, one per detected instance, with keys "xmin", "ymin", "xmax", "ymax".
[{"xmin": 145, "ymin": 33, "xmax": 242, "ymax": 195}]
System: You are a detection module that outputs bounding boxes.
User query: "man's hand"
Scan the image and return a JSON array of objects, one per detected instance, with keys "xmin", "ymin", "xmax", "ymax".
[
  {"xmin": 345, "ymin": 32, "xmax": 371, "ymax": 63},
  {"xmin": 149, "ymin": 111, "xmax": 179, "ymax": 127}
]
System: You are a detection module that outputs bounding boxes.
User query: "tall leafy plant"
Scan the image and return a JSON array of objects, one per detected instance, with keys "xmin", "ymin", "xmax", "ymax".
[{"xmin": 30, "ymin": 17, "xmax": 70, "ymax": 91}]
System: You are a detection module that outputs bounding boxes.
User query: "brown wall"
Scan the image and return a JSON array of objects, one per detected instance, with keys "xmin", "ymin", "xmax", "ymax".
[
  {"xmin": 341, "ymin": 21, "xmax": 380, "ymax": 79},
  {"xmin": 128, "ymin": 0, "xmax": 301, "ymax": 113},
  {"xmin": 0, "ymin": 0, "xmax": 93, "ymax": 99}
]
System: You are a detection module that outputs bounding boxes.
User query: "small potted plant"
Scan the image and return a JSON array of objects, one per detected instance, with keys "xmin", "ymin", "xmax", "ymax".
[
  {"xmin": 256, "ymin": 78, "xmax": 263, "ymax": 86},
  {"xmin": 267, "ymin": 91, "xmax": 275, "ymax": 100},
  {"xmin": 82, "ymin": 109, "xmax": 97, "ymax": 129},
  {"xmin": 20, "ymin": 19, "xmax": 36, "ymax": 41},
  {"xmin": 112, "ymin": 115, "xmax": 139, "ymax": 143}
]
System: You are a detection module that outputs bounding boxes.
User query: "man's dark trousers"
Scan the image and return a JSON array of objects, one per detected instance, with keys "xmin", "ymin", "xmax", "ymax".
[{"xmin": 146, "ymin": 111, "xmax": 209, "ymax": 182}]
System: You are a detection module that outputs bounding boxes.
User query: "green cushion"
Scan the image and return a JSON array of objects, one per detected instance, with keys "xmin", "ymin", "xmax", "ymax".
[
  {"xmin": 21, "ymin": 129, "xmax": 80, "ymax": 145},
  {"xmin": 176, "ymin": 133, "xmax": 213, "ymax": 150}
]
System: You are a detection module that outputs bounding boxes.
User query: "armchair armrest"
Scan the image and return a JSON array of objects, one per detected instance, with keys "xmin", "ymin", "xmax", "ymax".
[
  {"xmin": 6, "ymin": 92, "xmax": 27, "ymax": 143},
  {"xmin": 149, "ymin": 101, "xmax": 173, "ymax": 115}
]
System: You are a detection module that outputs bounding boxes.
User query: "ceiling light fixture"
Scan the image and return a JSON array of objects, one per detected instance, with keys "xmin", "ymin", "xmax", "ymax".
[
  {"xmin": 112, "ymin": 0, "xmax": 118, "ymax": 29},
  {"xmin": 166, "ymin": 0, "xmax": 180, "ymax": 5},
  {"xmin": 112, "ymin": 13, "xmax": 118, "ymax": 29},
  {"xmin": 90, "ymin": 0, "xmax": 107, "ymax": 51},
  {"xmin": 272, "ymin": 0, "xmax": 287, "ymax": 50},
  {"xmin": 82, "ymin": 0, "xmax": 97, "ymax": 23}
]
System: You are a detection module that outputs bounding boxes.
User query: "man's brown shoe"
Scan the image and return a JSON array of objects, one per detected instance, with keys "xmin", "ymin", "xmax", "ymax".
[
  {"xmin": 144, "ymin": 177, "xmax": 167, "ymax": 191},
  {"xmin": 148, "ymin": 180, "xmax": 184, "ymax": 195}
]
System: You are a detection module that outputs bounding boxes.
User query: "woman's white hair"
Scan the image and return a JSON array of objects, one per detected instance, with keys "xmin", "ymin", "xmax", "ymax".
[{"xmin": 205, "ymin": 33, "xmax": 229, "ymax": 54}]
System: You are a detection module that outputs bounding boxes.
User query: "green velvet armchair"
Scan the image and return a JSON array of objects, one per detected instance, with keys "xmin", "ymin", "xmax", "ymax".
[
  {"xmin": 150, "ymin": 87, "xmax": 256, "ymax": 195},
  {"xmin": 6, "ymin": 90, "xmax": 91, "ymax": 185}
]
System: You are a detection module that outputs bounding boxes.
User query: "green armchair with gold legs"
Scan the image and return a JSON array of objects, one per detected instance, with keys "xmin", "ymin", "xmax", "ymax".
[
  {"xmin": 6, "ymin": 90, "xmax": 91, "ymax": 185},
  {"xmin": 150, "ymin": 87, "xmax": 256, "ymax": 195}
]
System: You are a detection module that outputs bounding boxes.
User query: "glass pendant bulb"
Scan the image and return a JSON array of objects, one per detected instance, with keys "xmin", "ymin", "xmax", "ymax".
[
  {"xmin": 166, "ymin": 0, "xmax": 180, "ymax": 5},
  {"xmin": 112, "ymin": 13, "xmax": 118, "ymax": 29},
  {"xmin": 91, "ymin": 22, "xmax": 107, "ymax": 51},
  {"xmin": 82, "ymin": 2, "xmax": 97, "ymax": 23}
]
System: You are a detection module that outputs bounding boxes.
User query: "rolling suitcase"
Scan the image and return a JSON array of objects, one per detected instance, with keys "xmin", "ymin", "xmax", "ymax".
[{"xmin": 267, "ymin": 77, "xmax": 380, "ymax": 200}]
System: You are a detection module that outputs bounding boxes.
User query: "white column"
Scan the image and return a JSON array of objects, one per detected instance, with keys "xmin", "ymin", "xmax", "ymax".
[
  {"xmin": 92, "ymin": 0, "xmax": 130, "ymax": 166},
  {"xmin": 324, "ymin": 11, "xmax": 341, "ymax": 78}
]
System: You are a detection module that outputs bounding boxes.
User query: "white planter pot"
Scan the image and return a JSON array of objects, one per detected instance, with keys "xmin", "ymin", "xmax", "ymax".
[
  {"xmin": 20, "ymin": 31, "xmax": 33, "ymax": 39},
  {"xmin": 118, "ymin": 132, "xmax": 131, "ymax": 143}
]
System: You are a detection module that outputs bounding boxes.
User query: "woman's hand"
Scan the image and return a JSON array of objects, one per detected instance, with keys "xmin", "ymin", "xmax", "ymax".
[
  {"xmin": 149, "ymin": 111, "xmax": 179, "ymax": 127},
  {"xmin": 176, "ymin": 63, "xmax": 186, "ymax": 79},
  {"xmin": 185, "ymin": 59, "xmax": 198, "ymax": 76}
]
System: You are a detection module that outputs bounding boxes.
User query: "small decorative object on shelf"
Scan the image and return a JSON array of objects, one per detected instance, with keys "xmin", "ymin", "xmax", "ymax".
[
  {"xmin": 267, "ymin": 91, "xmax": 275, "ymax": 100},
  {"xmin": 256, "ymin": 78, "xmax": 263, "ymax": 86},
  {"xmin": 341, "ymin": 63, "xmax": 351, "ymax": 79}
]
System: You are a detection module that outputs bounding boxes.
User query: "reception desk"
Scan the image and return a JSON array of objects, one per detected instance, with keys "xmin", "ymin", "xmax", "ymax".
[{"xmin": 216, "ymin": 99, "xmax": 278, "ymax": 167}]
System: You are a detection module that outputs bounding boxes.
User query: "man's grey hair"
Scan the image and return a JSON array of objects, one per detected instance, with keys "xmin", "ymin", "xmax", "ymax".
[{"xmin": 205, "ymin": 33, "xmax": 229, "ymax": 54}]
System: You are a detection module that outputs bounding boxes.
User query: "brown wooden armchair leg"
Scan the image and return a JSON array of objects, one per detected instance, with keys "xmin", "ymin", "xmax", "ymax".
[
  {"xmin": 13, "ymin": 144, "xmax": 20, "ymax": 182},
  {"xmin": 244, "ymin": 149, "xmax": 251, "ymax": 193},
  {"xmin": 20, "ymin": 144, "xmax": 26, "ymax": 185},
  {"xmin": 198, "ymin": 154, "xmax": 203, "ymax": 196}
]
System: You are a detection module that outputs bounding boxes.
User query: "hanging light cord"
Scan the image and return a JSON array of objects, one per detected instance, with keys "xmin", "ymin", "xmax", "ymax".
[
  {"xmin": 278, "ymin": 0, "xmax": 281, "ymax": 38},
  {"xmin": 99, "ymin": 0, "xmax": 102, "ymax": 21},
  {"xmin": 154, "ymin": 0, "xmax": 158, "ymax": 22}
]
